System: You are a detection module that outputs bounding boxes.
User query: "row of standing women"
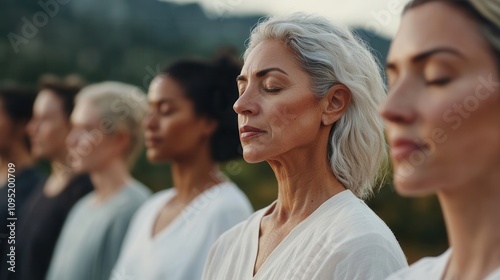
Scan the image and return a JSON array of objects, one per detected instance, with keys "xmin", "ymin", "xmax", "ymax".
[{"xmin": 0, "ymin": 0, "xmax": 499, "ymax": 279}]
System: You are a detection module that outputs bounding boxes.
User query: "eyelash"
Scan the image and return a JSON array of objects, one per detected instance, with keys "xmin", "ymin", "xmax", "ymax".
[
  {"xmin": 263, "ymin": 87, "xmax": 282, "ymax": 93},
  {"xmin": 237, "ymin": 84, "xmax": 283, "ymax": 95},
  {"xmin": 426, "ymin": 77, "xmax": 451, "ymax": 86},
  {"xmin": 147, "ymin": 109, "xmax": 172, "ymax": 117}
]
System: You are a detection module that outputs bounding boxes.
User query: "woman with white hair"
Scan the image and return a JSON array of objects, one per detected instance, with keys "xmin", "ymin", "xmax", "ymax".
[
  {"xmin": 46, "ymin": 82, "xmax": 151, "ymax": 280},
  {"xmin": 202, "ymin": 13, "xmax": 407, "ymax": 280}
]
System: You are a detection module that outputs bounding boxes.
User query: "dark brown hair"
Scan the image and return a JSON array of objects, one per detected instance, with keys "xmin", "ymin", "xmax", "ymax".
[
  {"xmin": 161, "ymin": 49, "xmax": 243, "ymax": 162},
  {"xmin": 37, "ymin": 74, "xmax": 86, "ymax": 118}
]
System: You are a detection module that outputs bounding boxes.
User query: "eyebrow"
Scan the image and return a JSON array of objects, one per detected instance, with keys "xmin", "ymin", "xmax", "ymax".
[
  {"xmin": 148, "ymin": 98, "xmax": 174, "ymax": 106},
  {"xmin": 236, "ymin": 67, "xmax": 289, "ymax": 82},
  {"xmin": 386, "ymin": 47, "xmax": 465, "ymax": 71}
]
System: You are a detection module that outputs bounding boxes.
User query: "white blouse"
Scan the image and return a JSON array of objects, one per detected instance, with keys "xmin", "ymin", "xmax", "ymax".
[
  {"xmin": 112, "ymin": 181, "xmax": 253, "ymax": 280},
  {"xmin": 203, "ymin": 190, "xmax": 408, "ymax": 280}
]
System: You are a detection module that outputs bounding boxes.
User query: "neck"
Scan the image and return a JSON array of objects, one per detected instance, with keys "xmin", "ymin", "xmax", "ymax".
[
  {"xmin": 49, "ymin": 153, "xmax": 75, "ymax": 183},
  {"xmin": 0, "ymin": 143, "xmax": 34, "ymax": 184},
  {"xmin": 171, "ymin": 146, "xmax": 222, "ymax": 204},
  {"xmin": 90, "ymin": 158, "xmax": 131, "ymax": 203},
  {"xmin": 439, "ymin": 174, "xmax": 500, "ymax": 279},
  {"xmin": 267, "ymin": 132, "xmax": 346, "ymax": 223}
]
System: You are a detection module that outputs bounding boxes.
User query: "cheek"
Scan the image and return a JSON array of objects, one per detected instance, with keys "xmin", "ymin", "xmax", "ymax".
[
  {"xmin": 83, "ymin": 137, "xmax": 115, "ymax": 169},
  {"xmin": 159, "ymin": 116, "xmax": 203, "ymax": 148},
  {"xmin": 0, "ymin": 125, "xmax": 9, "ymax": 145},
  {"xmin": 268, "ymin": 99, "xmax": 319, "ymax": 145},
  {"xmin": 431, "ymin": 80, "xmax": 499, "ymax": 157},
  {"xmin": 40, "ymin": 119, "xmax": 68, "ymax": 137},
  {"xmin": 162, "ymin": 118, "xmax": 189, "ymax": 137},
  {"xmin": 398, "ymin": 81, "xmax": 500, "ymax": 192},
  {"xmin": 0, "ymin": 125, "xmax": 9, "ymax": 148},
  {"xmin": 0, "ymin": 119, "xmax": 7, "ymax": 131},
  {"xmin": 95, "ymin": 134, "xmax": 116, "ymax": 152}
]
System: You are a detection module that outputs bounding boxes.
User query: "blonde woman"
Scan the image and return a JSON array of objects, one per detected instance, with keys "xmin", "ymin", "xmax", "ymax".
[{"xmin": 46, "ymin": 82, "xmax": 151, "ymax": 280}]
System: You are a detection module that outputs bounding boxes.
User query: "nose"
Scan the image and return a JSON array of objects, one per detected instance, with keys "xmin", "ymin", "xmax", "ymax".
[
  {"xmin": 233, "ymin": 91, "xmax": 259, "ymax": 116},
  {"xmin": 379, "ymin": 79, "xmax": 417, "ymax": 124},
  {"xmin": 66, "ymin": 129, "xmax": 78, "ymax": 149},
  {"xmin": 143, "ymin": 111, "xmax": 158, "ymax": 130}
]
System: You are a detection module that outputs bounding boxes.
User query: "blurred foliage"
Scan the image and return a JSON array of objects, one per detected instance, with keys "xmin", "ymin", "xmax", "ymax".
[{"xmin": 2, "ymin": 0, "xmax": 447, "ymax": 264}]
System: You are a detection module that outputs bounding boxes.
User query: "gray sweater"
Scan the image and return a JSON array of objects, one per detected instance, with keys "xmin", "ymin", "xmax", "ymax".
[{"xmin": 46, "ymin": 179, "xmax": 151, "ymax": 280}]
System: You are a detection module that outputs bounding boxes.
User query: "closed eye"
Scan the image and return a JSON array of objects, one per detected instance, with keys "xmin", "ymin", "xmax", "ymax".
[
  {"xmin": 426, "ymin": 77, "xmax": 451, "ymax": 86},
  {"xmin": 263, "ymin": 87, "xmax": 282, "ymax": 93}
]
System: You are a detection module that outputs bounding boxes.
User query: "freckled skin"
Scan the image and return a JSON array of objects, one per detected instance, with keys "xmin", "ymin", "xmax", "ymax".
[{"xmin": 234, "ymin": 40, "xmax": 325, "ymax": 163}]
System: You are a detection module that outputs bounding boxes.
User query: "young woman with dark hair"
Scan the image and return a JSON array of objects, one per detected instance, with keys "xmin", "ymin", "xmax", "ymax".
[
  {"xmin": 112, "ymin": 53, "xmax": 253, "ymax": 280},
  {"xmin": 15, "ymin": 78, "xmax": 94, "ymax": 280}
]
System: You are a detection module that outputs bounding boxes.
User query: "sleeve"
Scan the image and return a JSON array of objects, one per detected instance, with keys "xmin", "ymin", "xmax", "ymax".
[
  {"xmin": 320, "ymin": 234, "xmax": 409, "ymax": 280},
  {"xmin": 201, "ymin": 234, "xmax": 226, "ymax": 280}
]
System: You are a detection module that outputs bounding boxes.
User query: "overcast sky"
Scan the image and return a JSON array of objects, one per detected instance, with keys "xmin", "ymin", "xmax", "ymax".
[{"xmin": 163, "ymin": 0, "xmax": 411, "ymax": 38}]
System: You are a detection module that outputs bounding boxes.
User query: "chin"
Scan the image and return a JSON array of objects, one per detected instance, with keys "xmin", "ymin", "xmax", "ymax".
[
  {"xmin": 31, "ymin": 147, "xmax": 44, "ymax": 159},
  {"xmin": 146, "ymin": 150, "xmax": 168, "ymax": 163},
  {"xmin": 32, "ymin": 152, "xmax": 44, "ymax": 160},
  {"xmin": 394, "ymin": 184, "xmax": 435, "ymax": 197},
  {"xmin": 70, "ymin": 159, "xmax": 94, "ymax": 174},
  {"xmin": 393, "ymin": 171, "xmax": 437, "ymax": 197},
  {"xmin": 70, "ymin": 165, "xmax": 85, "ymax": 174},
  {"xmin": 242, "ymin": 148, "xmax": 266, "ymax": 164}
]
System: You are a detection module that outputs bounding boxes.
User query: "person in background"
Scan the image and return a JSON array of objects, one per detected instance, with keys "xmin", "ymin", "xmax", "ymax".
[
  {"xmin": 112, "ymin": 52, "xmax": 253, "ymax": 280},
  {"xmin": 381, "ymin": 0, "xmax": 500, "ymax": 279},
  {"xmin": 0, "ymin": 87, "xmax": 45, "ymax": 279},
  {"xmin": 15, "ymin": 75, "xmax": 93, "ymax": 280},
  {"xmin": 202, "ymin": 13, "xmax": 407, "ymax": 280},
  {"xmin": 46, "ymin": 81, "xmax": 151, "ymax": 280}
]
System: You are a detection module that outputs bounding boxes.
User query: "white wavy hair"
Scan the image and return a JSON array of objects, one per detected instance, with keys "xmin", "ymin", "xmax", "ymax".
[
  {"xmin": 244, "ymin": 13, "xmax": 388, "ymax": 199},
  {"xmin": 76, "ymin": 81, "xmax": 147, "ymax": 169}
]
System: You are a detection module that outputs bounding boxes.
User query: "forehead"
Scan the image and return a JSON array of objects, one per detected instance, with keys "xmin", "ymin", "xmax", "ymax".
[
  {"xmin": 34, "ymin": 89, "xmax": 63, "ymax": 112},
  {"xmin": 388, "ymin": 2, "xmax": 488, "ymax": 64},
  {"xmin": 71, "ymin": 99, "xmax": 101, "ymax": 126},
  {"xmin": 242, "ymin": 40, "xmax": 300, "ymax": 75},
  {"xmin": 148, "ymin": 75, "xmax": 187, "ymax": 101}
]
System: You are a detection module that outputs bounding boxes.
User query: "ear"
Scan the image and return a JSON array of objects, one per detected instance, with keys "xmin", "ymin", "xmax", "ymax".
[{"xmin": 321, "ymin": 84, "xmax": 352, "ymax": 126}]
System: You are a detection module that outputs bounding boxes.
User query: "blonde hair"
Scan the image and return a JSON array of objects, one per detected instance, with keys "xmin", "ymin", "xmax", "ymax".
[
  {"xmin": 245, "ymin": 13, "xmax": 388, "ymax": 199},
  {"xmin": 76, "ymin": 81, "xmax": 147, "ymax": 168}
]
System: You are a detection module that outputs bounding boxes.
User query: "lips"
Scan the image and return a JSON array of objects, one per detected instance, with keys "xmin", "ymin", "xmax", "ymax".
[
  {"xmin": 239, "ymin": 125, "xmax": 266, "ymax": 140},
  {"xmin": 145, "ymin": 136, "xmax": 162, "ymax": 148},
  {"xmin": 389, "ymin": 138, "xmax": 426, "ymax": 162}
]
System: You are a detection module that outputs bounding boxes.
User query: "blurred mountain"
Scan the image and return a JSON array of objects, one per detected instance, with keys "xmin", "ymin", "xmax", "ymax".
[{"xmin": 1, "ymin": 0, "xmax": 390, "ymax": 87}]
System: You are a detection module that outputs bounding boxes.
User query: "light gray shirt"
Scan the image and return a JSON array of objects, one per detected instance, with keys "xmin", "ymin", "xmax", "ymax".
[{"xmin": 46, "ymin": 179, "xmax": 151, "ymax": 280}]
